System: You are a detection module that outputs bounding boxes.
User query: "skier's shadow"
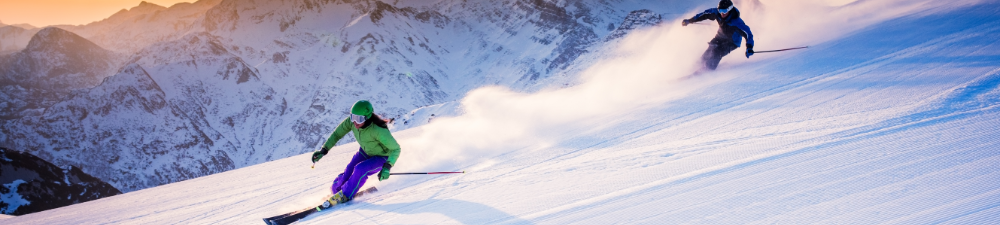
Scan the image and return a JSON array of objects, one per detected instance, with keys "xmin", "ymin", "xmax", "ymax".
[{"xmin": 312, "ymin": 198, "xmax": 535, "ymax": 224}]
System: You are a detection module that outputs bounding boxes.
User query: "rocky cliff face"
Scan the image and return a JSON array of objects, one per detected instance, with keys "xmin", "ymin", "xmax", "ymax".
[
  {"xmin": 606, "ymin": 9, "xmax": 664, "ymax": 41},
  {"xmin": 1, "ymin": 34, "xmax": 281, "ymax": 191},
  {"xmin": 0, "ymin": 148, "xmax": 121, "ymax": 215}
]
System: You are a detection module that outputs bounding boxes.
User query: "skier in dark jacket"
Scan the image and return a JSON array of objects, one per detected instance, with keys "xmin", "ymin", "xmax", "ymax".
[
  {"xmin": 311, "ymin": 100, "xmax": 400, "ymax": 204},
  {"xmin": 682, "ymin": 0, "xmax": 755, "ymax": 70}
]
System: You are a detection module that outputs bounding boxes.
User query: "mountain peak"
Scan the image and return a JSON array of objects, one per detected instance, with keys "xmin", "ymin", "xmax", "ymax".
[
  {"xmin": 134, "ymin": 1, "xmax": 165, "ymax": 11},
  {"xmin": 24, "ymin": 27, "xmax": 102, "ymax": 53},
  {"xmin": 9, "ymin": 23, "xmax": 38, "ymax": 30},
  {"xmin": 0, "ymin": 20, "xmax": 36, "ymax": 30},
  {"xmin": 104, "ymin": 1, "xmax": 167, "ymax": 22}
]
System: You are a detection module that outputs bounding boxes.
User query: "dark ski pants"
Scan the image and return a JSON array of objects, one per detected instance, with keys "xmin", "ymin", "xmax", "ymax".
[
  {"xmin": 700, "ymin": 39, "xmax": 739, "ymax": 70},
  {"xmin": 331, "ymin": 148, "xmax": 386, "ymax": 199}
]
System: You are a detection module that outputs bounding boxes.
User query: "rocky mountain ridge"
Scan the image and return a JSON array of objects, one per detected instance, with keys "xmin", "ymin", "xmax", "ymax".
[
  {"xmin": 0, "ymin": 0, "xmax": 222, "ymax": 55},
  {"xmin": 0, "ymin": 27, "xmax": 124, "ymax": 120},
  {"xmin": 0, "ymin": 148, "xmax": 121, "ymax": 215}
]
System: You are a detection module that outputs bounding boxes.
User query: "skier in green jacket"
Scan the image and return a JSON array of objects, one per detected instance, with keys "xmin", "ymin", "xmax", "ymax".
[{"xmin": 310, "ymin": 100, "xmax": 401, "ymax": 203}]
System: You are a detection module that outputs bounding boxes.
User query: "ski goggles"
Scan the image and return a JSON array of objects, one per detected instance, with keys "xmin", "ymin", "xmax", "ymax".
[
  {"xmin": 350, "ymin": 114, "xmax": 368, "ymax": 124},
  {"xmin": 719, "ymin": 5, "xmax": 734, "ymax": 14}
]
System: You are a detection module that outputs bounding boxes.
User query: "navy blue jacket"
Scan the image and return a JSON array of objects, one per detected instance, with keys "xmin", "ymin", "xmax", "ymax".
[{"xmin": 688, "ymin": 7, "xmax": 754, "ymax": 47}]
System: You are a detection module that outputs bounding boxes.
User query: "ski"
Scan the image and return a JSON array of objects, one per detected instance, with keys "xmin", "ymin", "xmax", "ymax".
[{"xmin": 263, "ymin": 187, "xmax": 378, "ymax": 225}]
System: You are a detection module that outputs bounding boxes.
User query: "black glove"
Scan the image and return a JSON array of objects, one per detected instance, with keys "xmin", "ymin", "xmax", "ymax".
[
  {"xmin": 311, "ymin": 147, "xmax": 330, "ymax": 163},
  {"xmin": 378, "ymin": 162, "xmax": 392, "ymax": 181},
  {"xmin": 745, "ymin": 43, "xmax": 755, "ymax": 58},
  {"xmin": 682, "ymin": 19, "xmax": 691, "ymax": 26}
]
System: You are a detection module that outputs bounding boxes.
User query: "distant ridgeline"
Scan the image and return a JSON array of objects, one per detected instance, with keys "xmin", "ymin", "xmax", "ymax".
[{"xmin": 0, "ymin": 148, "xmax": 121, "ymax": 215}]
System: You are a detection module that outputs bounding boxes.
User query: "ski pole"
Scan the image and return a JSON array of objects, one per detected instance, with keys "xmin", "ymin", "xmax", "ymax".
[
  {"xmin": 754, "ymin": 46, "xmax": 808, "ymax": 53},
  {"xmin": 390, "ymin": 171, "xmax": 465, "ymax": 175}
]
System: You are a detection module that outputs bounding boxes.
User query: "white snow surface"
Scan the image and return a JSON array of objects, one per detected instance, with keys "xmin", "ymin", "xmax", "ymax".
[
  {"xmin": 6, "ymin": 0, "xmax": 1000, "ymax": 224},
  {"xmin": 0, "ymin": 180, "xmax": 30, "ymax": 214}
]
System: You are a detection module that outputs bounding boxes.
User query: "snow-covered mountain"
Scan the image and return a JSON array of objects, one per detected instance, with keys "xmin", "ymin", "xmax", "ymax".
[
  {"xmin": 0, "ymin": 148, "xmax": 120, "ymax": 215},
  {"xmin": 2, "ymin": 0, "xmax": 686, "ymax": 194},
  {"xmin": 56, "ymin": 0, "xmax": 223, "ymax": 54},
  {"xmin": 0, "ymin": 1, "xmax": 221, "ymax": 55},
  {"xmin": 0, "ymin": 27, "xmax": 124, "ymax": 119}
]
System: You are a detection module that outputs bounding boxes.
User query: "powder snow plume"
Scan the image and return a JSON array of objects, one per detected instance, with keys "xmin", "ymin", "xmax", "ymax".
[{"xmin": 382, "ymin": 0, "xmax": 990, "ymax": 187}]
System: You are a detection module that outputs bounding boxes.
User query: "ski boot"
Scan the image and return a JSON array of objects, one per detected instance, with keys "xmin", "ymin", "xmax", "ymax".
[
  {"xmin": 320, "ymin": 191, "xmax": 344, "ymax": 209},
  {"xmin": 328, "ymin": 191, "xmax": 350, "ymax": 204}
]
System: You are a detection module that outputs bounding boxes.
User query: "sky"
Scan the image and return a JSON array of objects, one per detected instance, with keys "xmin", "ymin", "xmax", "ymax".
[{"xmin": 0, "ymin": 0, "xmax": 194, "ymax": 27}]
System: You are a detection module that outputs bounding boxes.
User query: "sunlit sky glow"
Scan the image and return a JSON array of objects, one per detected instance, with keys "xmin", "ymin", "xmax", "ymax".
[{"xmin": 0, "ymin": 0, "xmax": 195, "ymax": 27}]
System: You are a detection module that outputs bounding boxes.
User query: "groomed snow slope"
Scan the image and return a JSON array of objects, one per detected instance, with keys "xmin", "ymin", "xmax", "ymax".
[{"xmin": 6, "ymin": 1, "xmax": 1000, "ymax": 224}]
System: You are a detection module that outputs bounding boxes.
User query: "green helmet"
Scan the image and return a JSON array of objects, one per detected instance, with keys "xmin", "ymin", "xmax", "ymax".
[{"xmin": 351, "ymin": 100, "xmax": 374, "ymax": 118}]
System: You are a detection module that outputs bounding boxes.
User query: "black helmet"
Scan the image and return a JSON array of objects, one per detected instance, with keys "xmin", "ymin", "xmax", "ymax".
[{"xmin": 719, "ymin": 0, "xmax": 733, "ymax": 9}]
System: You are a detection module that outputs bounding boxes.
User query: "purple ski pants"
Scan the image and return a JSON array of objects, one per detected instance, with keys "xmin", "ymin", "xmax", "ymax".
[{"xmin": 330, "ymin": 148, "xmax": 386, "ymax": 199}]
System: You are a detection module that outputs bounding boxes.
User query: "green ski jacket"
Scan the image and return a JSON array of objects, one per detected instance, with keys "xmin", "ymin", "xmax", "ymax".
[{"xmin": 322, "ymin": 117, "xmax": 401, "ymax": 165}]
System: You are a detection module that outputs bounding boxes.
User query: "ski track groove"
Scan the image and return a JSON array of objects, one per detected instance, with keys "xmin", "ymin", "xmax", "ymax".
[
  {"xmin": 937, "ymin": 201, "xmax": 1000, "ymax": 225},
  {"xmin": 747, "ymin": 153, "xmax": 1000, "ymax": 224},
  {"xmin": 929, "ymin": 193, "xmax": 1000, "ymax": 225},
  {"xmin": 517, "ymin": 95, "xmax": 997, "ymax": 224},
  {"xmin": 135, "ymin": 177, "xmax": 300, "ymax": 224},
  {"xmin": 205, "ymin": 181, "xmax": 326, "ymax": 224},
  {"xmin": 305, "ymin": 174, "xmax": 486, "ymax": 224},
  {"xmin": 686, "ymin": 138, "xmax": 1000, "ymax": 224},
  {"xmin": 832, "ymin": 171, "xmax": 1000, "ymax": 225},
  {"xmin": 544, "ymin": 115, "xmax": 992, "ymax": 224}
]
